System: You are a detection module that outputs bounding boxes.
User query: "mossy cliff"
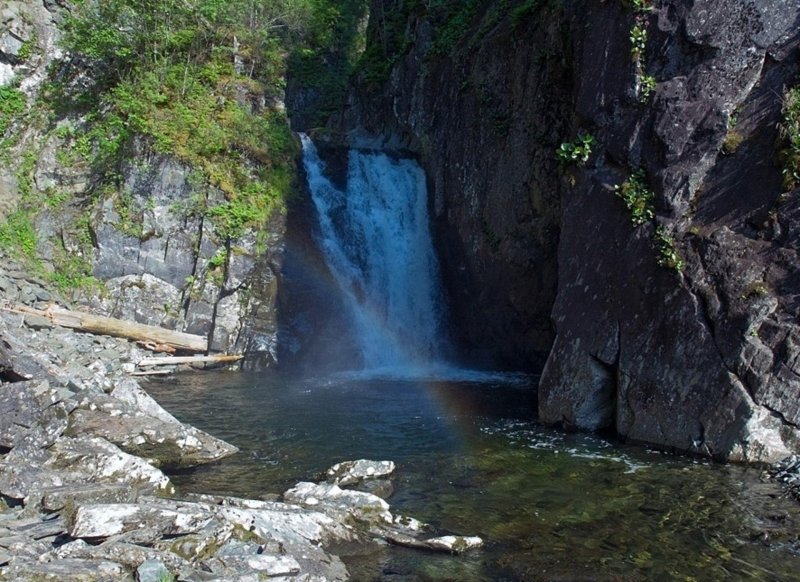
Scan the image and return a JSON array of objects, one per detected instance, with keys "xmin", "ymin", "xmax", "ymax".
[
  {"xmin": 0, "ymin": 0, "xmax": 322, "ymax": 364},
  {"xmin": 332, "ymin": 0, "xmax": 800, "ymax": 462}
]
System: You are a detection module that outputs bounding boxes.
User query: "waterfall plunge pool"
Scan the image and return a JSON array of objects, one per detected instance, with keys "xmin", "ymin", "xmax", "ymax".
[
  {"xmin": 147, "ymin": 135, "xmax": 800, "ymax": 578},
  {"xmin": 146, "ymin": 370, "xmax": 800, "ymax": 581}
]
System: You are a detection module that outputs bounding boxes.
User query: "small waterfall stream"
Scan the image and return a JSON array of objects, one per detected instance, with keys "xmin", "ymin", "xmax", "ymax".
[{"xmin": 300, "ymin": 134, "xmax": 447, "ymax": 373}]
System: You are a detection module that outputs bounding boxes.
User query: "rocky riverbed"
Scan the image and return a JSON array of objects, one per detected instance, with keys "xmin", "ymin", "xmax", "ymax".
[{"xmin": 0, "ymin": 258, "xmax": 482, "ymax": 581}]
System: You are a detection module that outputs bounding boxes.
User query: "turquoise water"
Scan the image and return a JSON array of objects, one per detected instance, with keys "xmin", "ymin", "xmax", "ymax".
[{"xmin": 145, "ymin": 371, "xmax": 800, "ymax": 581}]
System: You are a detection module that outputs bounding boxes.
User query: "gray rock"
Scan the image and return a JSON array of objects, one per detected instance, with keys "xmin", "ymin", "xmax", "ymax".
[
  {"xmin": 98, "ymin": 274, "xmax": 183, "ymax": 330},
  {"xmin": 69, "ymin": 502, "xmax": 213, "ymax": 540},
  {"xmin": 66, "ymin": 387, "xmax": 238, "ymax": 469},
  {"xmin": 136, "ymin": 559, "xmax": 172, "ymax": 582},
  {"xmin": 378, "ymin": 529, "xmax": 484, "ymax": 554},
  {"xmin": 0, "ymin": 558, "xmax": 131, "ymax": 581},
  {"xmin": 6, "ymin": 515, "xmax": 66, "ymax": 540},
  {"xmin": 325, "ymin": 459, "xmax": 396, "ymax": 486},
  {"xmin": 284, "ymin": 473, "xmax": 483, "ymax": 556},
  {"xmin": 206, "ymin": 554, "xmax": 301, "ymax": 577},
  {"xmin": 284, "ymin": 481, "xmax": 393, "ymax": 527},
  {"xmin": 50, "ymin": 539, "xmax": 190, "ymax": 573},
  {"xmin": 41, "ymin": 483, "xmax": 139, "ymax": 512},
  {"xmin": 0, "ymin": 535, "xmax": 26, "ymax": 550},
  {"xmin": 0, "ymin": 379, "xmax": 70, "ymax": 450},
  {"xmin": 0, "ymin": 436, "xmax": 172, "ymax": 503}
]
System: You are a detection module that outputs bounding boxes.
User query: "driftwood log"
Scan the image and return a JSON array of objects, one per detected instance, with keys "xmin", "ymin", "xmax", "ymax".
[
  {"xmin": 6, "ymin": 304, "xmax": 208, "ymax": 353},
  {"xmin": 138, "ymin": 355, "xmax": 243, "ymax": 367}
]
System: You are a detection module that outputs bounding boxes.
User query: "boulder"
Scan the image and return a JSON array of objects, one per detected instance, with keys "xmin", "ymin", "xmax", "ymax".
[
  {"xmin": 135, "ymin": 559, "xmax": 171, "ymax": 582},
  {"xmin": 0, "ymin": 436, "xmax": 171, "ymax": 504},
  {"xmin": 0, "ymin": 380, "xmax": 71, "ymax": 450},
  {"xmin": 66, "ymin": 385, "xmax": 238, "ymax": 469},
  {"xmin": 284, "ymin": 481, "xmax": 393, "ymax": 527},
  {"xmin": 324, "ymin": 459, "xmax": 396, "ymax": 486},
  {"xmin": 0, "ymin": 558, "xmax": 131, "ymax": 582},
  {"xmin": 69, "ymin": 502, "xmax": 213, "ymax": 540}
]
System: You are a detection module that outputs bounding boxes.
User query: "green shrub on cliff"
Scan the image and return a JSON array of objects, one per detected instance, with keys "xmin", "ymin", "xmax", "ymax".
[
  {"xmin": 287, "ymin": 0, "xmax": 368, "ymax": 125},
  {"xmin": 0, "ymin": 85, "xmax": 26, "ymax": 136},
  {"xmin": 557, "ymin": 133, "xmax": 595, "ymax": 165},
  {"xmin": 654, "ymin": 226, "xmax": 684, "ymax": 272},
  {"xmin": 780, "ymin": 85, "xmax": 800, "ymax": 190},
  {"xmin": 0, "ymin": 211, "xmax": 37, "ymax": 259},
  {"xmin": 56, "ymin": 0, "xmax": 307, "ymax": 244},
  {"xmin": 614, "ymin": 169, "xmax": 654, "ymax": 226}
]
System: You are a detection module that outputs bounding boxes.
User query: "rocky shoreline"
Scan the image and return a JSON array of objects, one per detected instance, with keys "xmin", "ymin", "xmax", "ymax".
[{"xmin": 0, "ymin": 259, "xmax": 482, "ymax": 581}]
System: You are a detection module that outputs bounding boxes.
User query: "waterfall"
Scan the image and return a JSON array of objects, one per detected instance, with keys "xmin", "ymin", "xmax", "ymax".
[{"xmin": 300, "ymin": 134, "xmax": 447, "ymax": 373}]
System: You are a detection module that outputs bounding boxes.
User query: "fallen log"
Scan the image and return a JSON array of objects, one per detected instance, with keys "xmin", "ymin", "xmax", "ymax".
[
  {"xmin": 130, "ymin": 369, "xmax": 173, "ymax": 376},
  {"xmin": 5, "ymin": 304, "xmax": 208, "ymax": 353},
  {"xmin": 137, "ymin": 355, "xmax": 243, "ymax": 367}
]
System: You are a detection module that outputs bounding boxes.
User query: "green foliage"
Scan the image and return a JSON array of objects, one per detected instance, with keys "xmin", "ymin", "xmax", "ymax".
[
  {"xmin": 639, "ymin": 74, "xmax": 656, "ymax": 102},
  {"xmin": 0, "ymin": 85, "xmax": 26, "ymax": 135},
  {"xmin": 16, "ymin": 150, "xmax": 37, "ymax": 200},
  {"xmin": 44, "ymin": 188, "xmax": 70, "ymax": 209},
  {"xmin": 722, "ymin": 130, "xmax": 744, "ymax": 155},
  {"xmin": 780, "ymin": 86, "xmax": 800, "ymax": 190},
  {"xmin": 614, "ymin": 169, "xmax": 655, "ymax": 226},
  {"xmin": 54, "ymin": 0, "xmax": 307, "ymax": 245},
  {"xmin": 353, "ymin": 1, "xmax": 411, "ymax": 89},
  {"xmin": 629, "ymin": 21, "xmax": 647, "ymax": 61},
  {"xmin": 287, "ymin": 0, "xmax": 368, "ymax": 124},
  {"xmin": 17, "ymin": 32, "xmax": 38, "ymax": 61},
  {"xmin": 114, "ymin": 190, "xmax": 145, "ymax": 239},
  {"xmin": 0, "ymin": 210, "xmax": 37, "ymax": 258},
  {"xmin": 625, "ymin": 0, "xmax": 653, "ymax": 13},
  {"xmin": 50, "ymin": 247, "xmax": 98, "ymax": 292},
  {"xmin": 557, "ymin": 133, "xmax": 595, "ymax": 165},
  {"xmin": 428, "ymin": 0, "xmax": 482, "ymax": 56},
  {"xmin": 356, "ymin": 0, "xmax": 544, "ymax": 92},
  {"xmin": 654, "ymin": 226, "xmax": 685, "ymax": 272},
  {"xmin": 509, "ymin": 0, "xmax": 541, "ymax": 26}
]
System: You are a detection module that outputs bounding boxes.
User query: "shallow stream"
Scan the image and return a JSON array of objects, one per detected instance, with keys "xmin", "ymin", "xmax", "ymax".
[{"xmin": 146, "ymin": 371, "xmax": 800, "ymax": 581}]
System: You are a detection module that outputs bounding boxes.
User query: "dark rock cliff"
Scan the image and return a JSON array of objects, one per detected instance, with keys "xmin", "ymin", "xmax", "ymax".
[{"xmin": 336, "ymin": 0, "xmax": 800, "ymax": 462}]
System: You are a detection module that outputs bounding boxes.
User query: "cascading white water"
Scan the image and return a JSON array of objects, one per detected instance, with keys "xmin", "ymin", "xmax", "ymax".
[{"xmin": 300, "ymin": 133, "xmax": 447, "ymax": 372}]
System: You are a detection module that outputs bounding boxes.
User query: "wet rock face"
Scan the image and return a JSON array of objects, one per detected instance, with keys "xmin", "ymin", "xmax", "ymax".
[
  {"xmin": 535, "ymin": 0, "xmax": 800, "ymax": 462},
  {"xmin": 344, "ymin": 0, "xmax": 800, "ymax": 461}
]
